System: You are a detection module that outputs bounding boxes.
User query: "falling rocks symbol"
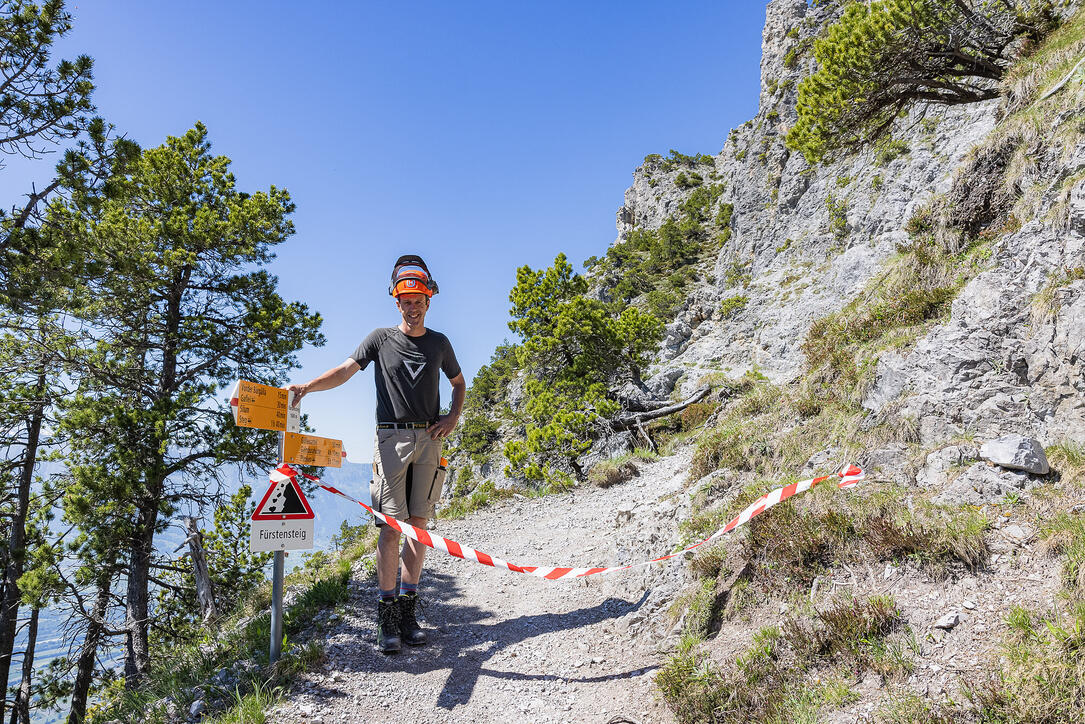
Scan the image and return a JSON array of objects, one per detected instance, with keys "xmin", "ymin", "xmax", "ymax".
[{"xmin": 265, "ymin": 479, "xmax": 306, "ymax": 515}]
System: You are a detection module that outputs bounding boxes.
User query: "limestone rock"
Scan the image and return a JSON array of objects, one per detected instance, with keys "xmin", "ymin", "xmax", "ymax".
[
  {"xmin": 916, "ymin": 445, "xmax": 978, "ymax": 488},
  {"xmin": 645, "ymin": 367, "xmax": 684, "ymax": 398},
  {"xmin": 932, "ymin": 463, "xmax": 1031, "ymax": 505},
  {"xmin": 861, "ymin": 444, "xmax": 912, "ymax": 483},
  {"xmin": 933, "ymin": 612, "xmax": 960, "ymax": 630},
  {"xmin": 980, "ymin": 434, "xmax": 1050, "ymax": 475},
  {"xmin": 801, "ymin": 448, "xmax": 841, "ymax": 476}
]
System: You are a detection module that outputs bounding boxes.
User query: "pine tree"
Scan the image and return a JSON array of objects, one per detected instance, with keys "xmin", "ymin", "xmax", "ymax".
[
  {"xmin": 786, "ymin": 0, "xmax": 1055, "ymax": 163},
  {"xmin": 504, "ymin": 254, "xmax": 662, "ymax": 485},
  {"xmin": 0, "ymin": 0, "xmax": 99, "ymax": 296},
  {"xmin": 51, "ymin": 122, "xmax": 324, "ymax": 686},
  {"xmin": 0, "ymin": 3, "xmax": 120, "ymax": 714}
]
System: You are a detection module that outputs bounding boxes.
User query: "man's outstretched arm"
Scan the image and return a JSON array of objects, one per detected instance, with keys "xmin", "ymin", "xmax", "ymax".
[{"xmin": 287, "ymin": 359, "xmax": 360, "ymax": 407}]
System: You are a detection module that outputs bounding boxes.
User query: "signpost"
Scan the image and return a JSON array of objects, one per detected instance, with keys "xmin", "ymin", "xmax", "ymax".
[
  {"xmin": 230, "ymin": 379, "xmax": 340, "ymax": 664},
  {"xmin": 250, "ymin": 467, "xmax": 316, "ymax": 552},
  {"xmin": 283, "ymin": 432, "xmax": 344, "ymax": 468}
]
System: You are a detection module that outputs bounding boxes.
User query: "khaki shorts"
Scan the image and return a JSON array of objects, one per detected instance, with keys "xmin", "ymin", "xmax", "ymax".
[{"xmin": 371, "ymin": 428, "xmax": 447, "ymax": 524}]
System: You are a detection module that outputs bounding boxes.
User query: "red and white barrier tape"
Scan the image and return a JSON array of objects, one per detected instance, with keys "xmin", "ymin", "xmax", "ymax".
[{"xmin": 273, "ymin": 463, "xmax": 864, "ymax": 580}]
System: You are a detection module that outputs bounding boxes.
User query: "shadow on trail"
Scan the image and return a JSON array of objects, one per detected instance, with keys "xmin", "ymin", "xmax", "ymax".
[{"xmin": 319, "ymin": 569, "xmax": 653, "ymax": 710}]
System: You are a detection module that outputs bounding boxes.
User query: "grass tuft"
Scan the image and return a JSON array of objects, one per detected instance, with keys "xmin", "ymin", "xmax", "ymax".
[
  {"xmin": 1047, "ymin": 439, "xmax": 1085, "ymax": 487},
  {"xmin": 741, "ymin": 482, "xmax": 988, "ymax": 586},
  {"xmin": 875, "ymin": 692, "xmax": 957, "ymax": 724},
  {"xmin": 437, "ymin": 479, "xmax": 517, "ymax": 519},
  {"xmin": 588, "ymin": 457, "xmax": 640, "ymax": 488},
  {"xmin": 964, "ymin": 604, "xmax": 1085, "ymax": 722},
  {"xmin": 782, "ymin": 595, "xmax": 904, "ymax": 675},
  {"xmin": 1042, "ymin": 512, "xmax": 1085, "ymax": 597},
  {"xmin": 657, "ymin": 596, "xmax": 908, "ymax": 723}
]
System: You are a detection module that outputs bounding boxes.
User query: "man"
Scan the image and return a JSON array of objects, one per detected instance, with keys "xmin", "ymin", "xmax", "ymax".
[{"xmin": 288, "ymin": 255, "xmax": 465, "ymax": 654}]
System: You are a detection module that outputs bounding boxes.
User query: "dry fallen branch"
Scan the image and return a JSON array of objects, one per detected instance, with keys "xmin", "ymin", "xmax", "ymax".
[{"xmin": 611, "ymin": 386, "xmax": 710, "ymax": 431}]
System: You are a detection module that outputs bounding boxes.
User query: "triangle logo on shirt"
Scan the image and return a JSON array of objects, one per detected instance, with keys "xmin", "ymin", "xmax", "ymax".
[{"xmin": 404, "ymin": 359, "xmax": 427, "ymax": 382}]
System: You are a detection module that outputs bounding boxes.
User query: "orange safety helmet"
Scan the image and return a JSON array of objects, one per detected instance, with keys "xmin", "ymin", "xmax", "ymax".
[{"xmin": 388, "ymin": 255, "xmax": 439, "ymax": 298}]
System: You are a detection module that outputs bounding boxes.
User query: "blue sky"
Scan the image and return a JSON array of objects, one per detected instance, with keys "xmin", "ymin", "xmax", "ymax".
[{"xmin": 10, "ymin": 1, "xmax": 768, "ymax": 459}]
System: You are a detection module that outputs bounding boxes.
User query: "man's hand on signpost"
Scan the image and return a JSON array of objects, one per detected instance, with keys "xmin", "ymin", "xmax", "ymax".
[
  {"xmin": 428, "ymin": 414, "xmax": 459, "ymax": 440},
  {"xmin": 286, "ymin": 383, "xmax": 308, "ymax": 408}
]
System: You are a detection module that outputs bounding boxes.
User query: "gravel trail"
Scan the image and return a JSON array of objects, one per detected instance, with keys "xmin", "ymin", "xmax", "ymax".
[{"xmin": 268, "ymin": 450, "xmax": 694, "ymax": 724}]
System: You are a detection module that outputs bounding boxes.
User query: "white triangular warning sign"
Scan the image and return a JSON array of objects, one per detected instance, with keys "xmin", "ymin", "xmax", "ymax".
[{"xmin": 252, "ymin": 465, "xmax": 315, "ymax": 520}]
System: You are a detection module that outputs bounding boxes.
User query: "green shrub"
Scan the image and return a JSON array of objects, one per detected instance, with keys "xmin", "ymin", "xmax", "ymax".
[
  {"xmin": 724, "ymin": 261, "xmax": 751, "ymax": 288},
  {"xmin": 456, "ymin": 412, "xmax": 500, "ymax": 465},
  {"xmin": 658, "ymin": 149, "xmax": 714, "ymax": 171},
  {"xmin": 716, "ymin": 202, "xmax": 734, "ymax": 229},
  {"xmin": 453, "ymin": 343, "xmax": 519, "ymax": 465},
  {"xmin": 719, "ymin": 294, "xmax": 749, "ymax": 318},
  {"xmin": 504, "ymin": 254, "xmax": 663, "ymax": 484},
  {"xmin": 675, "ymin": 171, "xmax": 703, "ymax": 188},
  {"xmin": 825, "ymin": 193, "xmax": 848, "ymax": 240},
  {"xmin": 874, "ymin": 138, "xmax": 910, "ymax": 166},
  {"xmin": 646, "ymin": 288, "xmax": 683, "ymax": 319}
]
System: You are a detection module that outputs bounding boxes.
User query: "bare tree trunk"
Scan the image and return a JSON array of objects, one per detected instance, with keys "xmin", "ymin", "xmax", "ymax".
[
  {"xmin": 68, "ymin": 577, "xmax": 110, "ymax": 724},
  {"xmin": 122, "ymin": 274, "xmax": 183, "ymax": 688},
  {"xmin": 123, "ymin": 502, "xmax": 156, "ymax": 687},
  {"xmin": 10, "ymin": 608, "xmax": 38, "ymax": 724},
  {"xmin": 0, "ymin": 368, "xmax": 46, "ymax": 723},
  {"xmin": 179, "ymin": 517, "xmax": 218, "ymax": 622}
]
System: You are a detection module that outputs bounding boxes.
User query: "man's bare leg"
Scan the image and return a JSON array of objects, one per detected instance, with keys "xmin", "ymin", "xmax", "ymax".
[
  {"xmin": 376, "ymin": 526, "xmax": 401, "ymax": 592},
  {"xmin": 399, "ymin": 516, "xmax": 428, "ymax": 584}
]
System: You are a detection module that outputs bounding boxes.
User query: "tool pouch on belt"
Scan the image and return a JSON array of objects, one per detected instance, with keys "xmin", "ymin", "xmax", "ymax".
[{"xmin": 428, "ymin": 457, "xmax": 449, "ymax": 506}]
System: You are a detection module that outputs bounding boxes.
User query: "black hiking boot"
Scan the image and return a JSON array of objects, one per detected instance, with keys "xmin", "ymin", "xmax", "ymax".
[
  {"xmin": 376, "ymin": 598, "xmax": 401, "ymax": 654},
  {"xmin": 398, "ymin": 592, "xmax": 427, "ymax": 646}
]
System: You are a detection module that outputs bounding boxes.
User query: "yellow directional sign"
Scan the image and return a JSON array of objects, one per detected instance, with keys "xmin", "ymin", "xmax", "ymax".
[
  {"xmin": 230, "ymin": 380, "xmax": 291, "ymax": 432},
  {"xmin": 237, "ymin": 380, "xmax": 287, "ymax": 410},
  {"xmin": 283, "ymin": 432, "xmax": 343, "ymax": 468},
  {"xmin": 237, "ymin": 403, "xmax": 289, "ymax": 432}
]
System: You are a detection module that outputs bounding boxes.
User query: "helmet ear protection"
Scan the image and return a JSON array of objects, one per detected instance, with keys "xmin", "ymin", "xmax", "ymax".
[{"xmin": 388, "ymin": 254, "xmax": 439, "ymax": 297}]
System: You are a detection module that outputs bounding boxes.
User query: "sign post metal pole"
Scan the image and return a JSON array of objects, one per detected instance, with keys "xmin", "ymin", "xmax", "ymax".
[
  {"xmin": 232, "ymin": 381, "xmax": 335, "ymax": 666},
  {"xmin": 270, "ymin": 429, "xmax": 285, "ymax": 665}
]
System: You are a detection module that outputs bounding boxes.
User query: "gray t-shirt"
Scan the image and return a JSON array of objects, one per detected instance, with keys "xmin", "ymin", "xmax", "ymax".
[{"xmin": 351, "ymin": 327, "xmax": 461, "ymax": 423}]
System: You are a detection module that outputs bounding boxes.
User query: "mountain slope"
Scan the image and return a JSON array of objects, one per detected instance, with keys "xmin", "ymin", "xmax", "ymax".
[{"xmin": 264, "ymin": 2, "xmax": 1085, "ymax": 721}]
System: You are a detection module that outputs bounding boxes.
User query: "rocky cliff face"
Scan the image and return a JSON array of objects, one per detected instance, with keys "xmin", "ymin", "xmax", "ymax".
[{"xmin": 617, "ymin": 0, "xmax": 1084, "ymax": 481}]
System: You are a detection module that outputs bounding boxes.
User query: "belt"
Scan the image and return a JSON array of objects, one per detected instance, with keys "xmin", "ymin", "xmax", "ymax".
[{"xmin": 377, "ymin": 422, "xmax": 431, "ymax": 430}]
